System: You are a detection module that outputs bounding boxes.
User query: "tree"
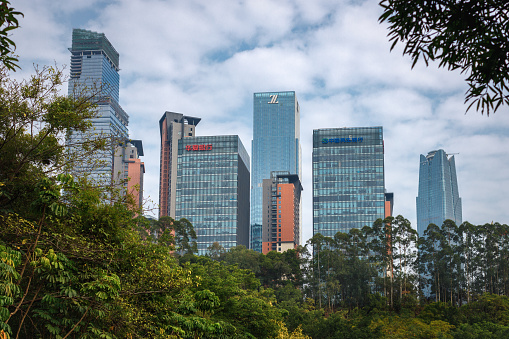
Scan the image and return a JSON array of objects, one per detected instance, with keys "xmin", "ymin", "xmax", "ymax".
[
  {"xmin": 0, "ymin": 1, "xmax": 22, "ymax": 70},
  {"xmin": 154, "ymin": 216, "xmax": 197, "ymax": 255},
  {"xmin": 390, "ymin": 216, "xmax": 418, "ymax": 304},
  {"xmin": 379, "ymin": 0, "xmax": 509, "ymax": 115},
  {"xmin": 0, "ymin": 65, "xmax": 103, "ymax": 213}
]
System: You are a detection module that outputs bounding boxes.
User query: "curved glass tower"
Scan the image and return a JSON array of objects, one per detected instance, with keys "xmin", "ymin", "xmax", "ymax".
[{"xmin": 416, "ymin": 149, "xmax": 462, "ymax": 237}]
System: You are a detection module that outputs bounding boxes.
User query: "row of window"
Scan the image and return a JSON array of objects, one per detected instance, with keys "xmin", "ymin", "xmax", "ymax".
[
  {"xmin": 177, "ymin": 180, "xmax": 236, "ymax": 189},
  {"xmin": 314, "ymin": 176, "xmax": 384, "ymax": 184},
  {"xmin": 313, "ymin": 192, "xmax": 384, "ymax": 202},
  {"xmin": 177, "ymin": 208, "xmax": 238, "ymax": 217},
  {"xmin": 313, "ymin": 180, "xmax": 384, "ymax": 190},
  {"xmin": 314, "ymin": 217, "xmax": 383, "ymax": 229},
  {"xmin": 314, "ymin": 198, "xmax": 384, "ymax": 208},
  {"xmin": 314, "ymin": 168, "xmax": 384, "ymax": 176},
  {"xmin": 313, "ymin": 211, "xmax": 384, "ymax": 221},
  {"xmin": 178, "ymin": 168, "xmax": 239, "ymax": 175},
  {"xmin": 313, "ymin": 161, "xmax": 384, "ymax": 169},
  {"xmin": 178, "ymin": 201, "xmax": 238, "ymax": 209},
  {"xmin": 177, "ymin": 187, "xmax": 237, "ymax": 196},
  {"xmin": 190, "ymin": 222, "xmax": 239, "ymax": 229},
  {"xmin": 179, "ymin": 154, "xmax": 237, "ymax": 162}
]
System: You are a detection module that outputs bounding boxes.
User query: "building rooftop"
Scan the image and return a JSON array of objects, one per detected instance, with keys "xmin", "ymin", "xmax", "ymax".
[{"xmin": 70, "ymin": 28, "xmax": 119, "ymax": 68}]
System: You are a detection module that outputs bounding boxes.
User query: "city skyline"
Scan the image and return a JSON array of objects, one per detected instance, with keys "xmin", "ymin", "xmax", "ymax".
[{"xmin": 11, "ymin": 0, "xmax": 509, "ymax": 245}]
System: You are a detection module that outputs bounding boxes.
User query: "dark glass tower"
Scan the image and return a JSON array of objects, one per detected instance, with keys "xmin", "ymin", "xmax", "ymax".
[
  {"xmin": 312, "ymin": 127, "xmax": 386, "ymax": 237},
  {"xmin": 67, "ymin": 29, "xmax": 128, "ymax": 186},
  {"xmin": 251, "ymin": 91, "xmax": 301, "ymax": 252},
  {"xmin": 176, "ymin": 135, "xmax": 250, "ymax": 255},
  {"xmin": 416, "ymin": 149, "xmax": 462, "ymax": 237}
]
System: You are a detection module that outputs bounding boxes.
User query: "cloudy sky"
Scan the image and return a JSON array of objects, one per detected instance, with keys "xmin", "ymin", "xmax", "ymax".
[{"xmin": 12, "ymin": 0, "xmax": 509, "ymax": 243}]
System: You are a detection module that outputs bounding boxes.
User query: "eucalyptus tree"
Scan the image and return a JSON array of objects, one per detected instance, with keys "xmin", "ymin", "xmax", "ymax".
[
  {"xmin": 306, "ymin": 233, "xmax": 327, "ymax": 308},
  {"xmin": 367, "ymin": 217, "xmax": 395, "ymax": 303},
  {"xmin": 440, "ymin": 219, "xmax": 461, "ymax": 304},
  {"xmin": 479, "ymin": 222, "xmax": 509, "ymax": 296},
  {"xmin": 154, "ymin": 216, "xmax": 197, "ymax": 256},
  {"xmin": 390, "ymin": 215, "xmax": 418, "ymax": 302},
  {"xmin": 496, "ymin": 223, "xmax": 509, "ymax": 296},
  {"xmin": 458, "ymin": 221, "xmax": 477, "ymax": 303},
  {"xmin": 420, "ymin": 223, "xmax": 444, "ymax": 301}
]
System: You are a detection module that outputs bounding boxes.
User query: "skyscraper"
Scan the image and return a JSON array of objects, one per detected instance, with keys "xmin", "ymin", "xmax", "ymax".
[
  {"xmin": 159, "ymin": 112, "xmax": 201, "ymax": 218},
  {"xmin": 416, "ymin": 149, "xmax": 462, "ymax": 237},
  {"xmin": 312, "ymin": 127, "xmax": 387, "ymax": 237},
  {"xmin": 262, "ymin": 172, "xmax": 302, "ymax": 254},
  {"xmin": 67, "ymin": 29, "xmax": 129, "ymax": 187},
  {"xmin": 251, "ymin": 91, "xmax": 301, "ymax": 252},
  {"xmin": 176, "ymin": 135, "xmax": 250, "ymax": 254}
]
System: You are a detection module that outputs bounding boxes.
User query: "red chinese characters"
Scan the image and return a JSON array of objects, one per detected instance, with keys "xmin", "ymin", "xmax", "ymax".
[{"xmin": 186, "ymin": 144, "xmax": 213, "ymax": 151}]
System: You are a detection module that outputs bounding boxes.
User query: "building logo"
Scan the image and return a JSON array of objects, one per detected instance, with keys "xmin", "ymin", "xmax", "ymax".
[
  {"xmin": 322, "ymin": 137, "xmax": 363, "ymax": 144},
  {"xmin": 186, "ymin": 144, "xmax": 213, "ymax": 151},
  {"xmin": 268, "ymin": 94, "xmax": 279, "ymax": 104}
]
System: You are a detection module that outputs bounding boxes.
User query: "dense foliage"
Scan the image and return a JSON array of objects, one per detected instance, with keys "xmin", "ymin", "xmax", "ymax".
[{"xmin": 201, "ymin": 217, "xmax": 509, "ymax": 338}]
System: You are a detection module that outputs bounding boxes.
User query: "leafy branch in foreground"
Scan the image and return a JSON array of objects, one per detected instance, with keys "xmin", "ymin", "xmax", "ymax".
[
  {"xmin": 379, "ymin": 0, "xmax": 509, "ymax": 115},
  {"xmin": 0, "ymin": 1, "xmax": 23, "ymax": 71}
]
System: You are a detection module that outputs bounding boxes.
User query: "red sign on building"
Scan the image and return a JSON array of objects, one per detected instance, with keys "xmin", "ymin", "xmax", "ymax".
[{"xmin": 186, "ymin": 144, "xmax": 213, "ymax": 151}]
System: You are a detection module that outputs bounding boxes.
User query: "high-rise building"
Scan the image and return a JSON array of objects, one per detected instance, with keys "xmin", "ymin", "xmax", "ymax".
[
  {"xmin": 312, "ymin": 127, "xmax": 387, "ymax": 237},
  {"xmin": 159, "ymin": 112, "xmax": 201, "ymax": 218},
  {"xmin": 113, "ymin": 140, "xmax": 145, "ymax": 208},
  {"xmin": 262, "ymin": 172, "xmax": 302, "ymax": 254},
  {"xmin": 67, "ymin": 29, "xmax": 129, "ymax": 187},
  {"xmin": 416, "ymin": 149, "xmax": 462, "ymax": 237},
  {"xmin": 175, "ymin": 135, "xmax": 250, "ymax": 255},
  {"xmin": 251, "ymin": 91, "xmax": 301, "ymax": 252}
]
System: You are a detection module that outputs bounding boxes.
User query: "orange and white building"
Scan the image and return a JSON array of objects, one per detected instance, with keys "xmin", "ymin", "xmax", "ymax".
[{"xmin": 261, "ymin": 172, "xmax": 303, "ymax": 254}]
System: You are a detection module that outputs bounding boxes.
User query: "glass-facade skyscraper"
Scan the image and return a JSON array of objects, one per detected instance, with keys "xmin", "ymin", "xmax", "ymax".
[
  {"xmin": 251, "ymin": 91, "xmax": 301, "ymax": 252},
  {"xmin": 416, "ymin": 149, "xmax": 462, "ymax": 237},
  {"xmin": 67, "ymin": 29, "xmax": 129, "ymax": 186},
  {"xmin": 312, "ymin": 127, "xmax": 385, "ymax": 237},
  {"xmin": 176, "ymin": 135, "xmax": 250, "ymax": 255}
]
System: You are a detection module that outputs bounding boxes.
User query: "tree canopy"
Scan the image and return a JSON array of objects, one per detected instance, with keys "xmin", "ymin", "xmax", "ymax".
[{"xmin": 379, "ymin": 0, "xmax": 509, "ymax": 115}]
